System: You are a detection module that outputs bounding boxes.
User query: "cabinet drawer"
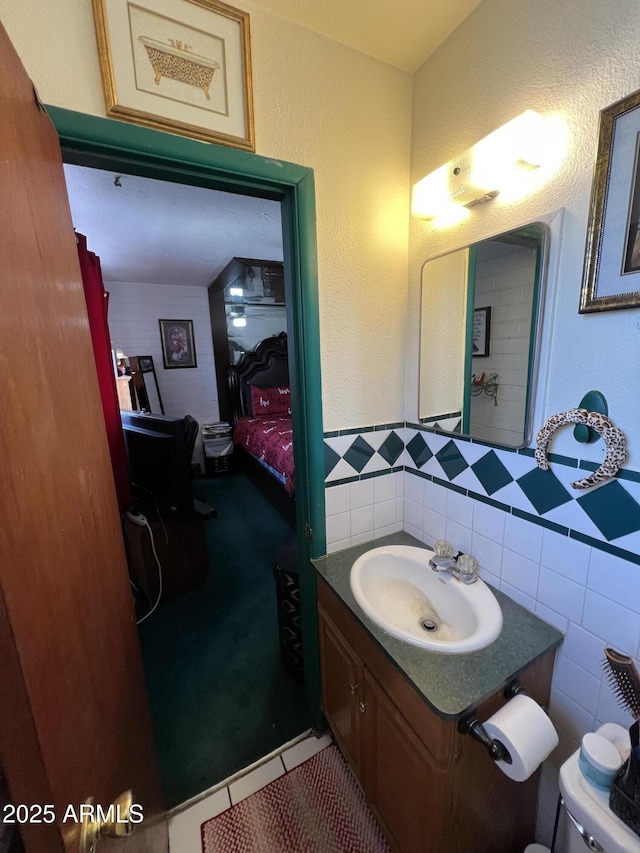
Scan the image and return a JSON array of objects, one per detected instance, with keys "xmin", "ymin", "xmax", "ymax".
[{"xmin": 318, "ymin": 577, "xmax": 454, "ymax": 767}]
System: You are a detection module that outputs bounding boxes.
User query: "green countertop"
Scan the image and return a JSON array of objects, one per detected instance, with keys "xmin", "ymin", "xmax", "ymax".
[{"xmin": 312, "ymin": 531, "xmax": 563, "ymax": 720}]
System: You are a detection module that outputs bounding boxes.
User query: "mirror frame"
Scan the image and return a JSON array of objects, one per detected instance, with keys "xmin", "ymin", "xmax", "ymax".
[{"xmin": 418, "ymin": 221, "xmax": 551, "ymax": 449}]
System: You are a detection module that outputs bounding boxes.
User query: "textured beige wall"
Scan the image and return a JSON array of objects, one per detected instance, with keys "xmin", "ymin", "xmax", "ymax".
[
  {"xmin": 407, "ymin": 0, "xmax": 640, "ymax": 466},
  {"xmin": 0, "ymin": 0, "xmax": 411, "ymax": 432}
]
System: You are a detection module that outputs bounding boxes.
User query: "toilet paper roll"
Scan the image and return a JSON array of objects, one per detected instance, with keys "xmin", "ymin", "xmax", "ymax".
[{"xmin": 483, "ymin": 694, "xmax": 559, "ymax": 782}]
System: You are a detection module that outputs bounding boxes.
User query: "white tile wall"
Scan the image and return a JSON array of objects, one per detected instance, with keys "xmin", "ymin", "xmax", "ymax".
[
  {"xmin": 107, "ymin": 281, "xmax": 220, "ymax": 469},
  {"xmin": 471, "ymin": 243, "xmax": 536, "ymax": 445},
  {"xmin": 397, "ymin": 469, "xmax": 640, "ymax": 847},
  {"xmin": 324, "ymin": 471, "xmax": 404, "ymax": 554}
]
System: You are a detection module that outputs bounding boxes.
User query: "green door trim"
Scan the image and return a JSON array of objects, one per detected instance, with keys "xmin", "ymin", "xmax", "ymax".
[
  {"xmin": 462, "ymin": 246, "xmax": 476, "ymax": 435},
  {"xmin": 47, "ymin": 106, "xmax": 326, "ymax": 729}
]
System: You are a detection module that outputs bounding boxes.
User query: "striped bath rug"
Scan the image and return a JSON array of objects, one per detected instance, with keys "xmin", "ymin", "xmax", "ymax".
[{"xmin": 201, "ymin": 744, "xmax": 391, "ymax": 852}]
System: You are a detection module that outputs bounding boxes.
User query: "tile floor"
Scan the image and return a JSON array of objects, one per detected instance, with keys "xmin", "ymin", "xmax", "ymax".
[{"xmin": 168, "ymin": 730, "xmax": 333, "ymax": 852}]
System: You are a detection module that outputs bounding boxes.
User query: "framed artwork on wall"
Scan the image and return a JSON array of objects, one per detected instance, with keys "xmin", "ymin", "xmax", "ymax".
[
  {"xmin": 92, "ymin": 0, "xmax": 254, "ymax": 151},
  {"xmin": 159, "ymin": 319, "xmax": 197, "ymax": 368},
  {"xmin": 472, "ymin": 307, "xmax": 491, "ymax": 358},
  {"xmin": 580, "ymin": 87, "xmax": 640, "ymax": 312}
]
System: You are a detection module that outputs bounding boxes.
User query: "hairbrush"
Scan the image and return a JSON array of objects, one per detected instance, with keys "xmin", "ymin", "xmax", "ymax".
[
  {"xmin": 603, "ymin": 647, "xmax": 640, "ymax": 723},
  {"xmin": 603, "ymin": 647, "xmax": 640, "ymax": 803}
]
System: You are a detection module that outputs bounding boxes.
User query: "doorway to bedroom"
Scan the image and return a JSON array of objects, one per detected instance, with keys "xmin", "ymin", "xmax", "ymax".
[{"xmin": 58, "ymin": 116, "xmax": 323, "ymax": 809}]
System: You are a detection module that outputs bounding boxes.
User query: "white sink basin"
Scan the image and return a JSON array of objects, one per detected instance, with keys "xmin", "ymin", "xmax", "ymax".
[{"xmin": 349, "ymin": 545, "xmax": 503, "ymax": 654}]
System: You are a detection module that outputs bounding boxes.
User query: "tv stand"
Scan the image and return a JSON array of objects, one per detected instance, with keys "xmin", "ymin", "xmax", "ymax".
[{"xmin": 124, "ymin": 514, "xmax": 208, "ymax": 606}]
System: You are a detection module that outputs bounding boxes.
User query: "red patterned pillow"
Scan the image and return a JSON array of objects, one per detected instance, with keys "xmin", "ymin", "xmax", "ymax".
[{"xmin": 250, "ymin": 385, "xmax": 291, "ymax": 416}]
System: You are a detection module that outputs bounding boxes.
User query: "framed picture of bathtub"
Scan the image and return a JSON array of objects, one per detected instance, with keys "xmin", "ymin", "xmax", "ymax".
[
  {"xmin": 580, "ymin": 87, "xmax": 640, "ymax": 312},
  {"xmin": 92, "ymin": 0, "xmax": 255, "ymax": 151}
]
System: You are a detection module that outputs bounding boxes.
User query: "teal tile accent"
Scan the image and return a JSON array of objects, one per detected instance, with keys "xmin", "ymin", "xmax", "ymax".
[
  {"xmin": 570, "ymin": 531, "xmax": 640, "ymax": 566},
  {"xmin": 374, "ymin": 422, "xmax": 404, "ymax": 430},
  {"xmin": 324, "ymin": 443, "xmax": 340, "ymax": 478},
  {"xmin": 326, "ymin": 469, "xmax": 397, "ymax": 487},
  {"xmin": 435, "ymin": 440, "xmax": 469, "ymax": 481},
  {"xmin": 326, "ymin": 475, "xmax": 360, "ymax": 487},
  {"xmin": 378, "ymin": 431, "xmax": 404, "ymax": 465},
  {"xmin": 468, "ymin": 491, "xmax": 512, "ymax": 513},
  {"xmin": 512, "ymin": 507, "xmax": 569, "ymax": 536},
  {"xmin": 549, "ymin": 453, "xmax": 578, "ymax": 468},
  {"xmin": 471, "ymin": 450, "xmax": 513, "ymax": 495},
  {"xmin": 516, "ymin": 468, "xmax": 571, "ymax": 515},
  {"xmin": 326, "ymin": 422, "xmax": 640, "ymax": 567},
  {"xmin": 432, "ymin": 476, "xmax": 466, "ymax": 495},
  {"xmin": 420, "ymin": 411, "xmax": 462, "ymax": 424},
  {"xmin": 577, "ymin": 481, "xmax": 640, "ymax": 541},
  {"xmin": 343, "ymin": 435, "xmax": 375, "ymax": 472},
  {"xmin": 577, "ymin": 461, "xmax": 640, "ymax": 483},
  {"xmin": 407, "ymin": 433, "xmax": 433, "ymax": 468}
]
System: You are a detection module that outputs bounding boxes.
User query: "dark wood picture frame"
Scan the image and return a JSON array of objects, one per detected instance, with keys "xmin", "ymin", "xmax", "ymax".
[
  {"xmin": 580, "ymin": 87, "xmax": 640, "ymax": 312},
  {"xmin": 159, "ymin": 319, "xmax": 197, "ymax": 368},
  {"xmin": 472, "ymin": 306, "xmax": 491, "ymax": 358}
]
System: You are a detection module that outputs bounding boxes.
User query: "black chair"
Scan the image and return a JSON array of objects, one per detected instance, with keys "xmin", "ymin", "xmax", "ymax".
[
  {"xmin": 184, "ymin": 414, "xmax": 199, "ymax": 463},
  {"xmin": 184, "ymin": 414, "xmax": 217, "ymax": 520}
]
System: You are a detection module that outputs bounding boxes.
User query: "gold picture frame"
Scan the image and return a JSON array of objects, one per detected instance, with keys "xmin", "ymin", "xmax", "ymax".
[
  {"xmin": 580, "ymin": 88, "xmax": 640, "ymax": 312},
  {"xmin": 92, "ymin": 0, "xmax": 254, "ymax": 151}
]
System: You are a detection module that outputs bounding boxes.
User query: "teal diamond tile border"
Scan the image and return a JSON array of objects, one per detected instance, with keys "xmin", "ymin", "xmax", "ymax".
[
  {"xmin": 517, "ymin": 468, "xmax": 572, "ymax": 515},
  {"xmin": 343, "ymin": 435, "xmax": 375, "ymax": 473},
  {"xmin": 577, "ymin": 480, "xmax": 640, "ymax": 541},
  {"xmin": 472, "ymin": 450, "xmax": 513, "ymax": 495},
  {"xmin": 324, "ymin": 423, "xmax": 640, "ymax": 566},
  {"xmin": 435, "ymin": 440, "xmax": 468, "ymax": 481}
]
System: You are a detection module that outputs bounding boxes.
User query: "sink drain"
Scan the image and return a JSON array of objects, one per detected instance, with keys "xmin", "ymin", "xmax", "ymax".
[{"xmin": 419, "ymin": 617, "xmax": 438, "ymax": 632}]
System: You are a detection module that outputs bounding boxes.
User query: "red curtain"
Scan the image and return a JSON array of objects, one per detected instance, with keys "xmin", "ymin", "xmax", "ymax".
[{"xmin": 76, "ymin": 232, "xmax": 131, "ymax": 513}]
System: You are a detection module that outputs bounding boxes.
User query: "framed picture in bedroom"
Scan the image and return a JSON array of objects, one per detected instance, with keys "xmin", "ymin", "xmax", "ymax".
[
  {"xmin": 159, "ymin": 319, "xmax": 197, "ymax": 368},
  {"xmin": 92, "ymin": 0, "xmax": 255, "ymax": 151}
]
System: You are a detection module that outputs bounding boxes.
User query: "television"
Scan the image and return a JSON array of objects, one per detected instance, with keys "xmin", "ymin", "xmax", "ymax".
[{"xmin": 120, "ymin": 411, "xmax": 194, "ymax": 521}]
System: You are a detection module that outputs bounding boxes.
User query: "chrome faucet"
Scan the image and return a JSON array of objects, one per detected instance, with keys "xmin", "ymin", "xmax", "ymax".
[
  {"xmin": 429, "ymin": 544, "xmax": 479, "ymax": 585},
  {"xmin": 428, "ymin": 555, "xmax": 460, "ymax": 573}
]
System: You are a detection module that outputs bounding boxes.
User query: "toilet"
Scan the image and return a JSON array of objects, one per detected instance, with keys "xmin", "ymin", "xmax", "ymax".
[
  {"xmin": 524, "ymin": 745, "xmax": 640, "ymax": 853},
  {"xmin": 558, "ymin": 746, "xmax": 640, "ymax": 853}
]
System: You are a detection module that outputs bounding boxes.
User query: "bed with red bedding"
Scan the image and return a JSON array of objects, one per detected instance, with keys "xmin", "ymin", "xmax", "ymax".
[{"xmin": 229, "ymin": 332, "xmax": 295, "ymax": 504}]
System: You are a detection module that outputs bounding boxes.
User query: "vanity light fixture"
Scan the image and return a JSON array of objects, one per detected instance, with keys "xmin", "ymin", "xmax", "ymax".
[
  {"xmin": 411, "ymin": 111, "xmax": 553, "ymax": 222},
  {"xmin": 229, "ymin": 287, "xmax": 243, "ymax": 296},
  {"xmin": 232, "ymin": 317, "xmax": 247, "ymax": 327}
]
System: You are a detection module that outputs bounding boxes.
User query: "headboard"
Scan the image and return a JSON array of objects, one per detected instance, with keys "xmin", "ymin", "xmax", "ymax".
[{"xmin": 228, "ymin": 332, "xmax": 289, "ymax": 425}]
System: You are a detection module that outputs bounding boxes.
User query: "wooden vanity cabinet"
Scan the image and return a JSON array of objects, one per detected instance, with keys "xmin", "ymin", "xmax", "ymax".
[{"xmin": 317, "ymin": 577, "xmax": 556, "ymax": 853}]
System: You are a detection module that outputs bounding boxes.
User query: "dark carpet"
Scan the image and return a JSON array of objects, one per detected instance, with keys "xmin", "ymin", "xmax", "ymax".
[{"xmin": 138, "ymin": 472, "xmax": 310, "ymax": 808}]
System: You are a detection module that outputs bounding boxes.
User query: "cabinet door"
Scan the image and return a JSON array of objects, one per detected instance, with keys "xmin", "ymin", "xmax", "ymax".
[
  {"xmin": 318, "ymin": 608, "xmax": 362, "ymax": 776},
  {"xmin": 362, "ymin": 670, "xmax": 449, "ymax": 853}
]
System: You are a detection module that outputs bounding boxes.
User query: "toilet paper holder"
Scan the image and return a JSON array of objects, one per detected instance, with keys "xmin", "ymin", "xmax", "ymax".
[{"xmin": 457, "ymin": 680, "xmax": 527, "ymax": 764}]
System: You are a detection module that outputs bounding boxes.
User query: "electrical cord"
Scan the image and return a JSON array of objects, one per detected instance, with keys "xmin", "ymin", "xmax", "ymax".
[{"xmin": 136, "ymin": 518, "xmax": 164, "ymax": 625}]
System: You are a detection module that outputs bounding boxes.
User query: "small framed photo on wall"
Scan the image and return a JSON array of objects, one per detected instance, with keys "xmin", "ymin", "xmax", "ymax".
[
  {"xmin": 159, "ymin": 319, "xmax": 197, "ymax": 368},
  {"xmin": 472, "ymin": 307, "xmax": 491, "ymax": 358}
]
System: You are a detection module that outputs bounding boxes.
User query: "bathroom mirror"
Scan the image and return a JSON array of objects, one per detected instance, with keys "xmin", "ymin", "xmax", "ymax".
[
  {"xmin": 127, "ymin": 355, "xmax": 165, "ymax": 414},
  {"xmin": 419, "ymin": 222, "xmax": 548, "ymax": 448}
]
